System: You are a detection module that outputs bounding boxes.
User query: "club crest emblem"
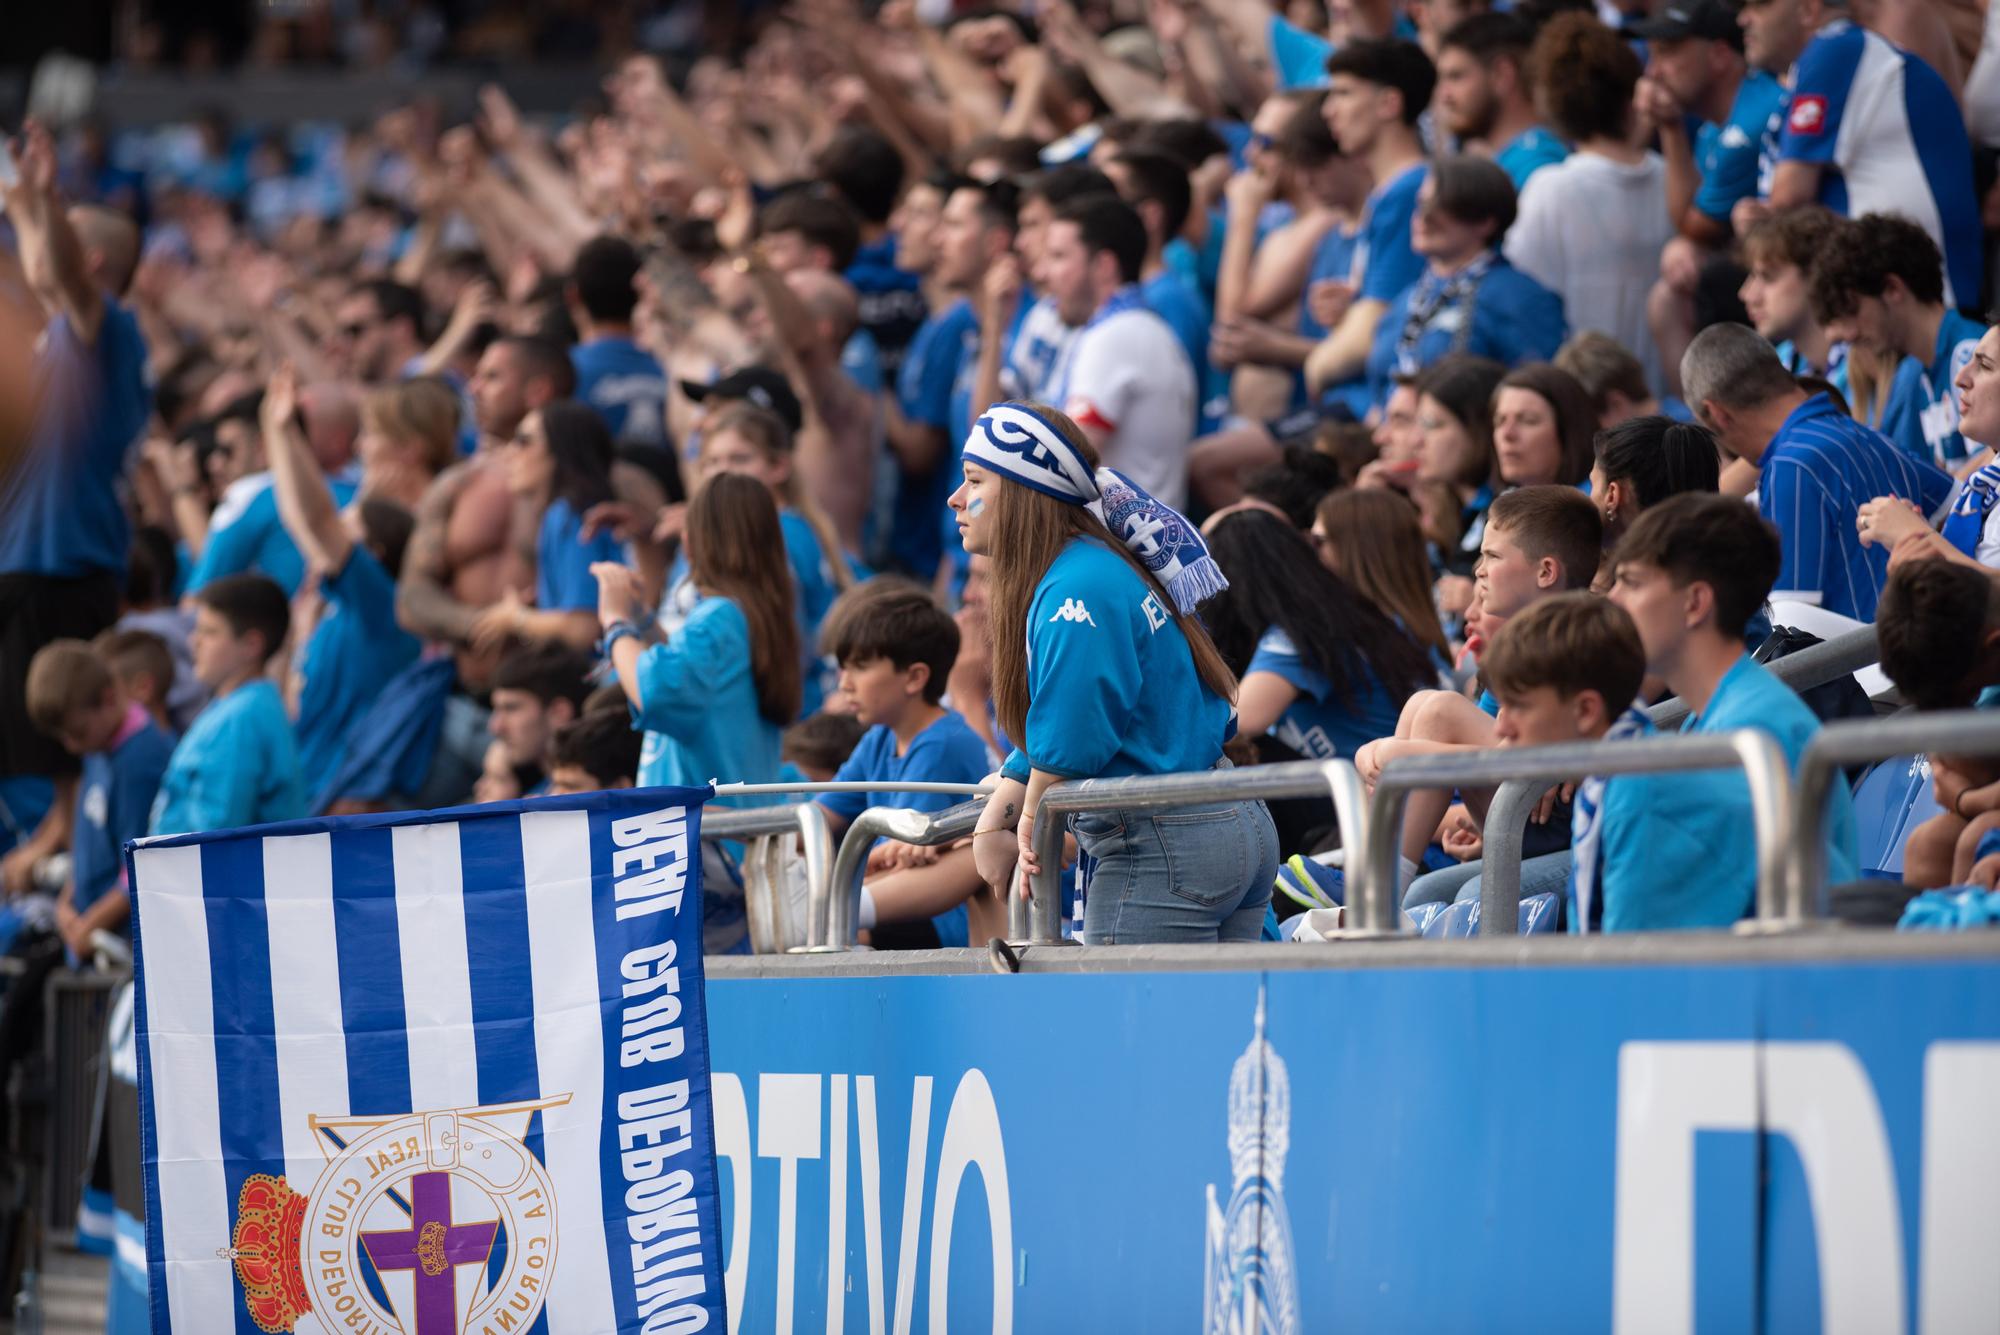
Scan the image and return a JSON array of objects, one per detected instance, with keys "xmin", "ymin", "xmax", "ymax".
[{"xmin": 223, "ymin": 1096, "xmax": 568, "ymax": 1334}]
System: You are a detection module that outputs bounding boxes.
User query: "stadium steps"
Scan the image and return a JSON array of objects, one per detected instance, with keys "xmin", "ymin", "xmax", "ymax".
[{"xmin": 0, "ymin": 1244, "xmax": 110, "ymax": 1334}]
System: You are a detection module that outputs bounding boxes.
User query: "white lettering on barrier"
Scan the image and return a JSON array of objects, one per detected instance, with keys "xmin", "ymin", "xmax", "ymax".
[
  {"xmin": 757, "ymin": 1074, "xmax": 821, "ymax": 1335},
  {"xmin": 1614, "ymin": 1040, "xmax": 2000, "ymax": 1335}
]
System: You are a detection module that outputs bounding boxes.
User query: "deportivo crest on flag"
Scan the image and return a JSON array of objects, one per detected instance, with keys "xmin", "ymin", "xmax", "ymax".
[{"xmin": 124, "ymin": 787, "xmax": 727, "ymax": 1335}]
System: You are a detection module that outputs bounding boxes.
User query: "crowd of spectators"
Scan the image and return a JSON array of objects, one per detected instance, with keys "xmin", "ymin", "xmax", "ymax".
[{"xmin": 8, "ymin": 0, "xmax": 2000, "ymax": 958}]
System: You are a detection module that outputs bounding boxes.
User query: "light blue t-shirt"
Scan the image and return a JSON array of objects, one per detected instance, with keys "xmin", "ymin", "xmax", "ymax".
[
  {"xmin": 72, "ymin": 709, "xmax": 174, "ymax": 916},
  {"xmin": 294, "ymin": 545, "xmax": 419, "ymax": 786},
  {"xmin": 1589, "ymin": 656, "xmax": 1857, "ymax": 932},
  {"xmin": 1692, "ymin": 69, "xmax": 1784, "ymax": 224},
  {"xmin": 571, "ymin": 335, "xmax": 670, "ymax": 447},
  {"xmin": 0, "ymin": 302, "xmax": 151, "ymax": 578},
  {"xmin": 1246, "ymin": 627, "xmax": 1405, "ymax": 761},
  {"xmin": 187, "ymin": 474, "xmax": 362, "ymax": 598},
  {"xmin": 1000, "ymin": 538, "xmax": 1231, "ymax": 783},
  {"xmin": 1494, "ymin": 126, "xmax": 1569, "ymax": 192},
  {"xmin": 537, "ymin": 497, "xmax": 626, "ymax": 613},
  {"xmin": 1881, "ymin": 307, "xmax": 1986, "ymax": 468},
  {"xmin": 820, "ymin": 710, "xmax": 993, "ymax": 948},
  {"xmin": 150, "ymin": 679, "xmax": 306, "ymax": 836},
  {"xmin": 632, "ymin": 595, "xmax": 785, "ymax": 803},
  {"xmin": 1297, "ymin": 223, "xmax": 1362, "ymax": 341},
  {"xmin": 1324, "ymin": 163, "xmax": 1428, "ymax": 419},
  {"xmin": 1268, "ymin": 14, "xmax": 1333, "ymax": 90}
]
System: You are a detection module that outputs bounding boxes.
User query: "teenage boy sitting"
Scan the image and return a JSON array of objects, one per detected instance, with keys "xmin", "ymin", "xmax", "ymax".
[
  {"xmin": 24, "ymin": 639, "xmax": 175, "ymax": 961},
  {"xmin": 545, "ymin": 711, "xmax": 643, "ymax": 796},
  {"xmin": 149, "ymin": 574, "xmax": 306, "ymax": 836},
  {"xmin": 1605, "ymin": 493, "xmax": 1858, "ymax": 923},
  {"xmin": 814, "ymin": 583, "xmax": 992, "ymax": 949},
  {"xmin": 1355, "ymin": 485, "xmax": 1603, "ymax": 888}
]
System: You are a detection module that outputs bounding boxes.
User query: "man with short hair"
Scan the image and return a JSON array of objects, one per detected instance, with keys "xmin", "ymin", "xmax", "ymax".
[
  {"xmin": 1606, "ymin": 492, "xmax": 1859, "ymax": 916},
  {"xmin": 1680, "ymin": 322, "xmax": 1952, "ymax": 619},
  {"xmin": 1810, "ymin": 213, "xmax": 1988, "ymax": 469},
  {"xmin": 1305, "ymin": 39, "xmax": 1435, "ymax": 412},
  {"xmin": 1433, "ymin": 13, "xmax": 1568, "ymax": 190},
  {"xmin": 976, "ymin": 162, "xmax": 1116, "ymax": 418},
  {"xmin": 488, "ymin": 645, "xmax": 593, "ymax": 797},
  {"xmin": 567, "ymin": 234, "xmax": 670, "ymax": 447},
  {"xmin": 817, "ymin": 125, "xmax": 929, "ymax": 376},
  {"xmin": 1041, "ymin": 194, "xmax": 1198, "ymax": 507},
  {"xmin": 1737, "ymin": 205, "xmax": 1848, "ymax": 387},
  {"xmin": 333, "ymin": 279, "xmax": 427, "ymax": 384},
  {"xmin": 1104, "ymin": 148, "xmax": 1214, "ymax": 429}
]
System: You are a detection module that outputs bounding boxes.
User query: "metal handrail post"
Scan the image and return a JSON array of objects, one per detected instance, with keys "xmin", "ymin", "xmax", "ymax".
[
  {"xmin": 814, "ymin": 799, "xmax": 987, "ymax": 951},
  {"xmin": 793, "ymin": 802, "xmax": 833, "ymax": 951},
  {"xmin": 1363, "ymin": 730, "xmax": 1794, "ymax": 934},
  {"xmin": 1790, "ymin": 711, "xmax": 2000, "ymax": 921},
  {"xmin": 1475, "ymin": 780, "xmax": 1555, "ymax": 937}
]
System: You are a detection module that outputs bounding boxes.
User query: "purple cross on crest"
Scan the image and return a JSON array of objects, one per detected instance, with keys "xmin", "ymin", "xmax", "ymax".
[{"xmin": 361, "ymin": 1170, "xmax": 499, "ymax": 1335}]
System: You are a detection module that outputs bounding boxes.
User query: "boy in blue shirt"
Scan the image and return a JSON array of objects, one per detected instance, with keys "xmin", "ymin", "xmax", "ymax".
[
  {"xmin": 24, "ymin": 640, "xmax": 174, "ymax": 960},
  {"xmin": 545, "ymin": 710, "xmax": 642, "ymax": 796},
  {"xmin": 150, "ymin": 575, "xmax": 306, "ymax": 836},
  {"xmin": 1809, "ymin": 213, "xmax": 1988, "ymax": 469},
  {"xmin": 566, "ymin": 236, "xmax": 670, "ymax": 448},
  {"xmin": 815, "ymin": 584, "xmax": 992, "ymax": 949},
  {"xmin": 1605, "ymin": 493, "xmax": 1858, "ymax": 926}
]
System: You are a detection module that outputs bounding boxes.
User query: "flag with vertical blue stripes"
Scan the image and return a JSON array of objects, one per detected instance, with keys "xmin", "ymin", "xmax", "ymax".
[{"xmin": 123, "ymin": 786, "xmax": 726, "ymax": 1335}]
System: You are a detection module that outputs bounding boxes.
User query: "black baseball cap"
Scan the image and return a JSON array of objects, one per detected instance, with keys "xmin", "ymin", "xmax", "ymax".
[
  {"xmin": 680, "ymin": 366, "xmax": 804, "ymax": 435},
  {"xmin": 1627, "ymin": 0, "xmax": 1743, "ymax": 47}
]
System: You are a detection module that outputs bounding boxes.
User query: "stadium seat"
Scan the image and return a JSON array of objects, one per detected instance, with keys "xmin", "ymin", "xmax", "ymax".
[
  {"xmin": 1848, "ymin": 756, "xmax": 1942, "ymax": 879},
  {"xmin": 1519, "ymin": 892, "xmax": 1561, "ymax": 934}
]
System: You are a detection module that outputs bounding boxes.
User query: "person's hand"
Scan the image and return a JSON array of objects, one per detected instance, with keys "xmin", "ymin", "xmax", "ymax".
[
  {"xmin": 1015, "ymin": 807, "xmax": 1043, "ymax": 878},
  {"xmin": 1209, "ymin": 318, "xmax": 1285, "ymax": 370},
  {"xmin": 1970, "ymin": 850, "xmax": 2000, "ymax": 890},
  {"xmin": 54, "ymin": 896, "xmax": 92, "ymax": 962},
  {"xmin": 1731, "ymin": 196, "xmax": 1773, "ymax": 239},
  {"xmin": 477, "ymin": 84, "xmax": 525, "ymax": 152},
  {"xmin": 1002, "ymin": 41, "xmax": 1051, "ymax": 87},
  {"xmin": 1856, "ymin": 495, "xmax": 1929, "ymax": 549},
  {"xmin": 1632, "ymin": 75, "xmax": 1682, "ymax": 133},
  {"xmin": 716, "ymin": 171, "xmax": 757, "ymax": 254},
  {"xmin": 581, "ymin": 499, "xmax": 656, "ymax": 546},
  {"xmin": 3, "ymin": 121, "xmax": 57, "ymax": 221},
  {"xmin": 1532, "ymin": 781, "xmax": 1578, "ymax": 825},
  {"xmin": 592, "ymin": 560, "xmax": 647, "ymax": 631},
  {"xmin": 0, "ymin": 846, "xmax": 35, "ymax": 897},
  {"xmin": 1440, "ymin": 805, "xmax": 1483, "ymax": 862},
  {"xmin": 470, "ymin": 587, "xmax": 531, "ymax": 653},
  {"xmin": 442, "ymin": 279, "xmax": 502, "ymax": 345},
  {"xmin": 144, "ymin": 436, "xmax": 203, "ymax": 495},
  {"xmin": 1307, "ymin": 278, "xmax": 1356, "ymax": 331},
  {"xmin": 650, "ymin": 502, "xmax": 688, "ymax": 548},
  {"xmin": 260, "ymin": 361, "xmax": 300, "ymax": 439},
  {"xmin": 983, "ymin": 254, "xmax": 1023, "ymax": 321},
  {"xmin": 1659, "ymin": 236, "xmax": 1702, "ymax": 295},
  {"xmin": 1224, "ymin": 162, "xmax": 1278, "ymax": 217},
  {"xmin": 1435, "ymin": 574, "xmax": 1476, "ymax": 619},
  {"xmin": 1150, "ymin": 0, "xmax": 1191, "ymax": 46}
]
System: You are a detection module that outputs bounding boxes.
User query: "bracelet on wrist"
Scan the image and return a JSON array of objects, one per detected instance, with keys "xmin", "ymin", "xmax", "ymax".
[{"xmin": 602, "ymin": 619, "xmax": 646, "ymax": 653}]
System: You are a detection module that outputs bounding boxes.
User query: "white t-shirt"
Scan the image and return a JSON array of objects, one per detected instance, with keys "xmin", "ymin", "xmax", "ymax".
[
  {"xmin": 1505, "ymin": 151, "xmax": 1674, "ymax": 395},
  {"xmin": 1054, "ymin": 306, "xmax": 1197, "ymax": 510}
]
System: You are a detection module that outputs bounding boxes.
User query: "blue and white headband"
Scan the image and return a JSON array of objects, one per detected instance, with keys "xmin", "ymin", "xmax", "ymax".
[{"xmin": 963, "ymin": 403, "xmax": 1230, "ymax": 615}]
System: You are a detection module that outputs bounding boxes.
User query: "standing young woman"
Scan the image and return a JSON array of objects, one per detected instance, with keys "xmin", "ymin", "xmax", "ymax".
[{"xmin": 951, "ymin": 403, "xmax": 1280, "ymax": 944}]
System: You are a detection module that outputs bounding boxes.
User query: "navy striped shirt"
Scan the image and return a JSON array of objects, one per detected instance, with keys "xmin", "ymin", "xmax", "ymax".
[{"xmin": 1759, "ymin": 394, "xmax": 1953, "ymax": 621}]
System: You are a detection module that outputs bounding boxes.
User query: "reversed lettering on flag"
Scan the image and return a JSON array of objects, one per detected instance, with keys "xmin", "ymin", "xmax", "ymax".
[{"xmin": 125, "ymin": 788, "xmax": 727, "ymax": 1335}]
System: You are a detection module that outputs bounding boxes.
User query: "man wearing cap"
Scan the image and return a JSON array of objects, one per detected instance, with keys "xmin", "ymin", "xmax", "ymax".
[
  {"xmin": 679, "ymin": 366, "xmax": 806, "ymax": 441},
  {"xmin": 1636, "ymin": 0, "xmax": 1786, "ymax": 397}
]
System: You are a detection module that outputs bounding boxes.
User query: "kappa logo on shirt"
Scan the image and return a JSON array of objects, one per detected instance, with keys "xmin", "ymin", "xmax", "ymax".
[
  {"xmin": 1049, "ymin": 598, "xmax": 1098, "ymax": 626},
  {"xmin": 1788, "ymin": 95, "xmax": 1827, "ymax": 135}
]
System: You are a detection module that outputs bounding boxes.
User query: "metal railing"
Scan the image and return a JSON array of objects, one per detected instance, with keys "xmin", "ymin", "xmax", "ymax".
[
  {"xmin": 814, "ymin": 799, "xmax": 989, "ymax": 951},
  {"xmin": 1480, "ymin": 626, "xmax": 1882, "ymax": 934},
  {"xmin": 1791, "ymin": 709, "xmax": 2000, "ymax": 922},
  {"xmin": 1026, "ymin": 761, "xmax": 1370, "ymax": 944},
  {"xmin": 1365, "ymin": 730, "xmax": 1795, "ymax": 933}
]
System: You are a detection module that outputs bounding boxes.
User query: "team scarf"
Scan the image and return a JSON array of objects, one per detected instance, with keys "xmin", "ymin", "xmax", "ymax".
[
  {"xmin": 1941, "ymin": 456, "xmax": 2000, "ymax": 559},
  {"xmin": 1569, "ymin": 706, "xmax": 1653, "ymax": 935},
  {"xmin": 962, "ymin": 401, "xmax": 1230, "ymax": 614},
  {"xmin": 1393, "ymin": 251, "xmax": 1497, "ymax": 376}
]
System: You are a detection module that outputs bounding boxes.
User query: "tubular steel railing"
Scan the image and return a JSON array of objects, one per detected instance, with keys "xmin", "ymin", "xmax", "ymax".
[
  {"xmin": 1365, "ymin": 731, "xmax": 1795, "ymax": 935},
  {"xmin": 813, "ymin": 799, "xmax": 988, "ymax": 951},
  {"xmin": 1790, "ymin": 710, "xmax": 2000, "ymax": 922}
]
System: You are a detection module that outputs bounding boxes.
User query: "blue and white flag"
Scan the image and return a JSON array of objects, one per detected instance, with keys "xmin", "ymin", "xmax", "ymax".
[{"xmin": 124, "ymin": 787, "xmax": 726, "ymax": 1335}]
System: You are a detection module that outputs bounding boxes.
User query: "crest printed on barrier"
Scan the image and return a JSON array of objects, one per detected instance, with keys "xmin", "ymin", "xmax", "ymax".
[{"xmin": 1204, "ymin": 988, "xmax": 1300, "ymax": 1335}]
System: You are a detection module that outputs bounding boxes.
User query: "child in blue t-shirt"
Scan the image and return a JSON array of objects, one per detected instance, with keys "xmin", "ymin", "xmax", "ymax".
[
  {"xmin": 815, "ymin": 584, "xmax": 994, "ymax": 949},
  {"xmin": 24, "ymin": 640, "xmax": 175, "ymax": 962},
  {"xmin": 150, "ymin": 574, "xmax": 307, "ymax": 837}
]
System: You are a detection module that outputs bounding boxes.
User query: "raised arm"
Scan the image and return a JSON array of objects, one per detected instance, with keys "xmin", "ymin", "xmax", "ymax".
[
  {"xmin": 4, "ymin": 121, "xmax": 104, "ymax": 345},
  {"xmin": 261, "ymin": 363, "xmax": 354, "ymax": 575}
]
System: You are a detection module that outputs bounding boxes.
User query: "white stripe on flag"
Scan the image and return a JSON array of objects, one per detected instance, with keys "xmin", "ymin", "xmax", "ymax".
[
  {"xmin": 521, "ymin": 809, "xmax": 617, "ymax": 1335},
  {"xmin": 133, "ymin": 843, "xmax": 235, "ymax": 1332},
  {"xmin": 391, "ymin": 822, "xmax": 481, "ymax": 1114}
]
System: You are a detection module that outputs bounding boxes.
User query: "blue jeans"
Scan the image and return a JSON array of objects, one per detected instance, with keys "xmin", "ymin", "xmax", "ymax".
[
  {"xmin": 1072, "ymin": 799, "xmax": 1280, "ymax": 944},
  {"xmin": 1406, "ymin": 851, "xmax": 1573, "ymax": 911}
]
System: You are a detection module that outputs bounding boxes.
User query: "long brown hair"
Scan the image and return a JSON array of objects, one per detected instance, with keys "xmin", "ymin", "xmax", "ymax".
[
  {"xmin": 985, "ymin": 405, "xmax": 1237, "ymax": 749},
  {"xmin": 704, "ymin": 402, "xmax": 855, "ymax": 593},
  {"xmin": 1315, "ymin": 489, "xmax": 1450, "ymax": 659},
  {"xmin": 683, "ymin": 472, "xmax": 803, "ymax": 726}
]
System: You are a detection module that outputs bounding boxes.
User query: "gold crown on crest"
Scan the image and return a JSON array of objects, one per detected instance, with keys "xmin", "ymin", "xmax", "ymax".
[{"xmin": 226, "ymin": 1173, "xmax": 311, "ymax": 1333}]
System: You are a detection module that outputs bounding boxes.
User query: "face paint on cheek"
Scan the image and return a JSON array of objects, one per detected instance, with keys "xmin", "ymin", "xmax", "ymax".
[{"xmin": 966, "ymin": 495, "xmax": 986, "ymax": 518}]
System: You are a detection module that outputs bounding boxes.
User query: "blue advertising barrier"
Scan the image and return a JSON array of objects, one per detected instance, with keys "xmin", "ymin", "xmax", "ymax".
[{"xmin": 707, "ymin": 943, "xmax": 2000, "ymax": 1334}]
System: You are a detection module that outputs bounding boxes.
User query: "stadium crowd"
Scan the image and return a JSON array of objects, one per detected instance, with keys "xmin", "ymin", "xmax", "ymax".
[{"xmin": 7, "ymin": 0, "xmax": 2000, "ymax": 958}]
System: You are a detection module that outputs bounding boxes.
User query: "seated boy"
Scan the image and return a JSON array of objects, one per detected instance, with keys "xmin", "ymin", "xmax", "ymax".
[
  {"xmin": 781, "ymin": 712, "xmax": 867, "ymax": 783},
  {"xmin": 92, "ymin": 628, "xmax": 179, "ymax": 738},
  {"xmin": 546, "ymin": 711, "xmax": 644, "ymax": 795},
  {"xmin": 149, "ymin": 575, "xmax": 307, "ymax": 836},
  {"xmin": 1604, "ymin": 493, "xmax": 1858, "ymax": 926},
  {"xmin": 1355, "ymin": 485, "xmax": 1604, "ymax": 888},
  {"xmin": 814, "ymin": 584, "xmax": 993, "ymax": 949},
  {"xmin": 25, "ymin": 640, "xmax": 176, "ymax": 961}
]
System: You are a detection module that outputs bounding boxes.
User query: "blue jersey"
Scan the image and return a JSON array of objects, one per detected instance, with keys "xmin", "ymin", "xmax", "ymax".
[
  {"xmin": 847, "ymin": 234, "xmax": 929, "ymax": 375},
  {"xmin": 1494, "ymin": 126, "xmax": 1569, "ymax": 191},
  {"xmin": 150, "ymin": 679, "xmax": 306, "ymax": 836},
  {"xmin": 1323, "ymin": 164, "xmax": 1428, "ymax": 419},
  {"xmin": 71, "ymin": 709, "xmax": 173, "ymax": 917},
  {"xmin": 1881, "ymin": 308, "xmax": 1987, "ymax": 468},
  {"xmin": 1246, "ymin": 627, "xmax": 1406, "ymax": 761},
  {"xmin": 187, "ymin": 474, "xmax": 361, "ymax": 598},
  {"xmin": 1591, "ymin": 656, "xmax": 1856, "ymax": 932},
  {"xmin": 1776, "ymin": 20, "xmax": 1981, "ymax": 306},
  {"xmin": 570, "ymin": 336, "xmax": 669, "ymax": 447},
  {"xmin": 1760, "ymin": 393, "xmax": 1954, "ymax": 621},
  {"xmin": 0, "ymin": 302, "xmax": 151, "ymax": 578},
  {"xmin": 1140, "ymin": 270, "xmax": 1218, "ymax": 433},
  {"xmin": 294, "ymin": 545, "xmax": 419, "ymax": 786},
  {"xmin": 536, "ymin": 497, "xmax": 625, "ymax": 614},
  {"xmin": 820, "ymin": 711, "xmax": 992, "ymax": 948},
  {"xmin": 841, "ymin": 327, "xmax": 886, "ymax": 396},
  {"xmin": 631, "ymin": 594, "xmax": 785, "ymax": 802},
  {"xmin": 1297, "ymin": 223, "xmax": 1362, "ymax": 341},
  {"xmin": 999, "ymin": 538, "xmax": 1232, "ymax": 783},
  {"xmin": 1694, "ymin": 69, "xmax": 1785, "ymax": 224},
  {"xmin": 892, "ymin": 300, "xmax": 979, "ymax": 579},
  {"xmin": 1268, "ymin": 14, "xmax": 1333, "ymax": 90},
  {"xmin": 1366, "ymin": 257, "xmax": 1566, "ymax": 408}
]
